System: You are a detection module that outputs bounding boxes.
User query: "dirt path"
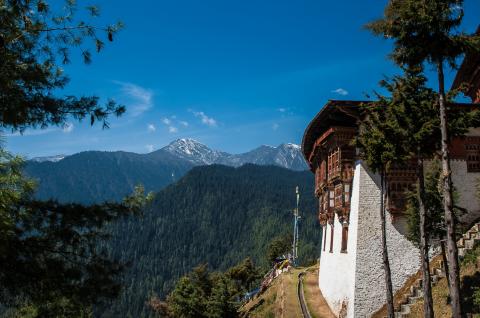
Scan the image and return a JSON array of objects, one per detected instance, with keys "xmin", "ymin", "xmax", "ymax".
[{"xmin": 303, "ymin": 267, "xmax": 335, "ymax": 318}]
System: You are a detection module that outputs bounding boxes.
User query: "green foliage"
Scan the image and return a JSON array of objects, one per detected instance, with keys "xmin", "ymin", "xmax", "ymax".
[
  {"xmin": 406, "ymin": 162, "xmax": 445, "ymax": 245},
  {"xmin": 226, "ymin": 258, "xmax": 261, "ymax": 294},
  {"xmin": 98, "ymin": 164, "xmax": 321, "ymax": 317},
  {"xmin": 406, "ymin": 161, "xmax": 467, "ymax": 245},
  {"xmin": 366, "ymin": 0, "xmax": 480, "ymax": 68},
  {"xmin": 166, "ymin": 264, "xmax": 239, "ymax": 318},
  {"xmin": 0, "ymin": 149, "xmax": 151, "ymax": 316},
  {"xmin": 0, "ymin": 0, "xmax": 125, "ymax": 132},
  {"xmin": 266, "ymin": 233, "xmax": 292, "ymax": 265},
  {"xmin": 462, "ymin": 242, "xmax": 480, "ymax": 266},
  {"xmin": 472, "ymin": 287, "xmax": 480, "ymax": 312},
  {"xmin": 24, "ymin": 150, "xmax": 194, "ymax": 204},
  {"xmin": 355, "ymin": 66, "xmax": 438, "ymax": 172}
]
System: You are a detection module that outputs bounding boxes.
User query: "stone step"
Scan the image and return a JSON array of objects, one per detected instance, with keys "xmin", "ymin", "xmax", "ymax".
[
  {"xmin": 415, "ymin": 278, "xmax": 423, "ymax": 288},
  {"xmin": 465, "ymin": 237, "xmax": 480, "ymax": 250},
  {"xmin": 409, "ymin": 285, "xmax": 416, "ymax": 297},
  {"xmin": 416, "ymin": 289, "xmax": 424, "ymax": 298},
  {"xmin": 469, "ymin": 231, "xmax": 479, "ymax": 240},
  {"xmin": 430, "ymin": 267, "xmax": 444, "ymax": 277},
  {"xmin": 458, "ymin": 237, "xmax": 466, "ymax": 247},
  {"xmin": 408, "ymin": 295, "xmax": 422, "ymax": 304},
  {"xmin": 394, "ymin": 313, "xmax": 403, "ymax": 318},
  {"xmin": 459, "ymin": 247, "xmax": 466, "ymax": 257},
  {"xmin": 435, "ymin": 267, "xmax": 446, "ymax": 278},
  {"xmin": 401, "ymin": 304, "xmax": 411, "ymax": 315},
  {"xmin": 465, "ymin": 238, "xmax": 475, "ymax": 249},
  {"xmin": 409, "ymin": 286, "xmax": 423, "ymax": 298}
]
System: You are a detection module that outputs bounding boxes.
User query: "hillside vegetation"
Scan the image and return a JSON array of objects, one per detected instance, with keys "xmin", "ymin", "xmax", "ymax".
[
  {"xmin": 24, "ymin": 150, "xmax": 193, "ymax": 203},
  {"xmin": 93, "ymin": 164, "xmax": 321, "ymax": 317}
]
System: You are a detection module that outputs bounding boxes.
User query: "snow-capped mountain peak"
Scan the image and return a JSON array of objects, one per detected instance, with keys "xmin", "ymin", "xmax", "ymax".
[
  {"xmin": 162, "ymin": 139, "xmax": 307, "ymax": 170},
  {"xmin": 162, "ymin": 138, "xmax": 226, "ymax": 165},
  {"xmin": 31, "ymin": 154, "xmax": 66, "ymax": 163}
]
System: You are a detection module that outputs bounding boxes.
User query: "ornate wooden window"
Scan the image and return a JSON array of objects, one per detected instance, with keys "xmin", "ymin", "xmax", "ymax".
[
  {"xmin": 465, "ymin": 137, "xmax": 480, "ymax": 172},
  {"xmin": 343, "ymin": 163, "xmax": 354, "ymax": 180},
  {"xmin": 344, "ymin": 184, "xmax": 351, "ymax": 206},
  {"xmin": 320, "ymin": 160, "xmax": 327, "ymax": 187},
  {"xmin": 328, "ymin": 148, "xmax": 341, "ymax": 181},
  {"xmin": 322, "ymin": 191, "xmax": 329, "ymax": 214},
  {"xmin": 329, "ymin": 189, "xmax": 335, "ymax": 209},
  {"xmin": 334, "ymin": 184, "xmax": 343, "ymax": 209}
]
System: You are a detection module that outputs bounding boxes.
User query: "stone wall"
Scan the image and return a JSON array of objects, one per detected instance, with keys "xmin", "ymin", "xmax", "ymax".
[{"xmin": 352, "ymin": 162, "xmax": 421, "ymax": 317}]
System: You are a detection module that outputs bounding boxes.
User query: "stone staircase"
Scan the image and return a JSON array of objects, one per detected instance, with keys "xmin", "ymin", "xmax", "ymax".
[{"xmin": 391, "ymin": 222, "xmax": 480, "ymax": 318}]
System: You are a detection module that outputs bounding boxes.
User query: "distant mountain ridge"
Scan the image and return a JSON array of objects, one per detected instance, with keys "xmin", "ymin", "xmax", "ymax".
[
  {"xmin": 25, "ymin": 139, "xmax": 308, "ymax": 204},
  {"xmin": 161, "ymin": 138, "xmax": 308, "ymax": 171},
  {"xmin": 32, "ymin": 138, "xmax": 308, "ymax": 170},
  {"xmin": 25, "ymin": 150, "xmax": 194, "ymax": 203}
]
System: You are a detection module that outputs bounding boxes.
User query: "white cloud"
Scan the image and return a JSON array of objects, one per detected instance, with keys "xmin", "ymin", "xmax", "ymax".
[
  {"xmin": 192, "ymin": 111, "xmax": 217, "ymax": 127},
  {"xmin": 272, "ymin": 123, "xmax": 279, "ymax": 131},
  {"xmin": 332, "ymin": 88, "xmax": 349, "ymax": 96},
  {"xmin": 5, "ymin": 128, "xmax": 56, "ymax": 137},
  {"xmin": 115, "ymin": 81, "xmax": 153, "ymax": 116},
  {"xmin": 179, "ymin": 121, "xmax": 189, "ymax": 127},
  {"xmin": 160, "ymin": 117, "xmax": 178, "ymax": 133},
  {"xmin": 277, "ymin": 108, "xmax": 286, "ymax": 113},
  {"xmin": 146, "ymin": 144, "xmax": 154, "ymax": 152},
  {"xmin": 63, "ymin": 122, "xmax": 74, "ymax": 133},
  {"xmin": 147, "ymin": 124, "xmax": 156, "ymax": 132}
]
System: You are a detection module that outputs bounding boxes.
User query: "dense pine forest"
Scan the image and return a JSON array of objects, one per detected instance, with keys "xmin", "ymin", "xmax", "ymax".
[{"xmin": 92, "ymin": 164, "xmax": 320, "ymax": 317}]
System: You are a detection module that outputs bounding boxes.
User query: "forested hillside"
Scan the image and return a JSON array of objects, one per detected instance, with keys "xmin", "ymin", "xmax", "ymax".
[
  {"xmin": 98, "ymin": 164, "xmax": 321, "ymax": 317},
  {"xmin": 24, "ymin": 150, "xmax": 194, "ymax": 203}
]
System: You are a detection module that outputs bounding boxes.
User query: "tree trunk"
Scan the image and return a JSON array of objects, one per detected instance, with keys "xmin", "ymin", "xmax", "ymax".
[
  {"xmin": 441, "ymin": 239, "xmax": 450, "ymax": 287},
  {"xmin": 417, "ymin": 155, "xmax": 434, "ymax": 318},
  {"xmin": 437, "ymin": 60, "xmax": 462, "ymax": 317},
  {"xmin": 381, "ymin": 170, "xmax": 395, "ymax": 318}
]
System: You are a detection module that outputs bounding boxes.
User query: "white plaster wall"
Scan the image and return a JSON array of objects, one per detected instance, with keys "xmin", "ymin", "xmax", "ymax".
[
  {"xmin": 353, "ymin": 162, "xmax": 420, "ymax": 317},
  {"xmin": 454, "ymin": 128, "xmax": 480, "ymax": 225},
  {"xmin": 319, "ymin": 161, "xmax": 360, "ymax": 317},
  {"xmin": 451, "ymin": 160, "xmax": 480, "ymax": 226}
]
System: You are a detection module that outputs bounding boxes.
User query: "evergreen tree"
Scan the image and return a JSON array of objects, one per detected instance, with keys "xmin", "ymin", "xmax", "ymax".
[
  {"xmin": 0, "ymin": 1, "xmax": 154, "ymax": 315},
  {"xmin": 375, "ymin": 66, "xmax": 440, "ymax": 317},
  {"xmin": 0, "ymin": 0, "xmax": 124, "ymax": 131},
  {"xmin": 226, "ymin": 257, "xmax": 261, "ymax": 294},
  {"xmin": 167, "ymin": 276, "xmax": 208, "ymax": 318},
  {"xmin": 367, "ymin": 1, "xmax": 480, "ymax": 315},
  {"xmin": 0, "ymin": 148, "xmax": 150, "ymax": 315},
  {"xmin": 206, "ymin": 274, "xmax": 238, "ymax": 318},
  {"xmin": 166, "ymin": 263, "xmax": 241, "ymax": 318},
  {"xmin": 265, "ymin": 233, "xmax": 292, "ymax": 265},
  {"xmin": 355, "ymin": 95, "xmax": 400, "ymax": 318}
]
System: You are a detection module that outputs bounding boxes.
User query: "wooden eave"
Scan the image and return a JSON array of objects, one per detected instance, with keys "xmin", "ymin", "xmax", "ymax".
[
  {"xmin": 451, "ymin": 25, "xmax": 480, "ymax": 98},
  {"xmin": 301, "ymin": 100, "xmax": 364, "ymax": 171},
  {"xmin": 301, "ymin": 100, "xmax": 480, "ymax": 172}
]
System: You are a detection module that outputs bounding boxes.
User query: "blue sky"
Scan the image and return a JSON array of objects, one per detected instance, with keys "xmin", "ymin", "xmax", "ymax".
[{"xmin": 5, "ymin": 0, "xmax": 480, "ymax": 157}]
